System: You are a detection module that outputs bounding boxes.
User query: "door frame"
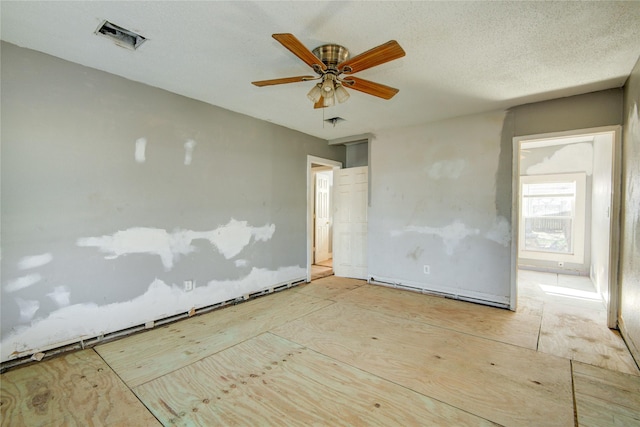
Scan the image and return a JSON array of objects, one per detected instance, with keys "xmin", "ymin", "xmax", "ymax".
[
  {"xmin": 511, "ymin": 125, "xmax": 622, "ymax": 328},
  {"xmin": 307, "ymin": 155, "xmax": 342, "ymax": 282}
]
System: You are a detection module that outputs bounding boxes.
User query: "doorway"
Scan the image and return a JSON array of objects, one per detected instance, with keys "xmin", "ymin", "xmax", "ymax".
[
  {"xmin": 512, "ymin": 126, "xmax": 621, "ymax": 328},
  {"xmin": 312, "ymin": 167, "xmax": 334, "ymax": 280},
  {"xmin": 307, "ymin": 156, "xmax": 342, "ymax": 282}
]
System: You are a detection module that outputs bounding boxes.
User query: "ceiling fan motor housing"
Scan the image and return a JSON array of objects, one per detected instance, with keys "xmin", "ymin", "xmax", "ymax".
[{"xmin": 312, "ymin": 44, "xmax": 349, "ymax": 70}]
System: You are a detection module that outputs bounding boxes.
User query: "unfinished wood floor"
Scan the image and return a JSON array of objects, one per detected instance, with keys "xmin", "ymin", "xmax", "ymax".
[
  {"xmin": 2, "ymin": 273, "xmax": 639, "ymax": 426},
  {"xmin": 311, "ymin": 259, "xmax": 333, "ymax": 281}
]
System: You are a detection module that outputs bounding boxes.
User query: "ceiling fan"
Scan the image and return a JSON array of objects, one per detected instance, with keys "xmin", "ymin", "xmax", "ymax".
[{"xmin": 252, "ymin": 33, "xmax": 406, "ymax": 108}]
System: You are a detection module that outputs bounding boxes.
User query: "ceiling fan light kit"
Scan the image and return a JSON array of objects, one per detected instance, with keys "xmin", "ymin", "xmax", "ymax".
[
  {"xmin": 307, "ymin": 84, "xmax": 323, "ymax": 103},
  {"xmin": 335, "ymin": 83, "xmax": 350, "ymax": 103},
  {"xmin": 252, "ymin": 33, "xmax": 405, "ymax": 108}
]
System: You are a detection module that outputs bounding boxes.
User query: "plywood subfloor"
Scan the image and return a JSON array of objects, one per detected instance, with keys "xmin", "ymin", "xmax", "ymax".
[
  {"xmin": 520, "ymin": 269, "xmax": 640, "ymax": 375},
  {"xmin": 573, "ymin": 361, "xmax": 640, "ymax": 426},
  {"xmin": 339, "ymin": 283, "xmax": 542, "ymax": 349},
  {"xmin": 293, "ymin": 275, "xmax": 365, "ymax": 300},
  {"xmin": 273, "ymin": 301, "xmax": 574, "ymax": 427},
  {"xmin": 0, "ymin": 349, "xmax": 159, "ymax": 427},
  {"xmin": 135, "ymin": 333, "xmax": 498, "ymax": 426},
  {"xmin": 3, "ymin": 275, "xmax": 638, "ymax": 426},
  {"xmin": 310, "ymin": 264, "xmax": 333, "ymax": 280},
  {"xmin": 539, "ymin": 302, "xmax": 639, "ymax": 375},
  {"xmin": 95, "ymin": 290, "xmax": 333, "ymax": 388}
]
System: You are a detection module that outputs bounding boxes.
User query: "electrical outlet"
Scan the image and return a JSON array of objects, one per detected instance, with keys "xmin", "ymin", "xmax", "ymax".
[
  {"xmin": 184, "ymin": 280, "xmax": 194, "ymax": 292},
  {"xmin": 423, "ymin": 265, "xmax": 430, "ymax": 275}
]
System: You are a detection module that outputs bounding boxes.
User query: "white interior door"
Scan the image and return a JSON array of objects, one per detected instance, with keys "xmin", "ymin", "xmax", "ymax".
[
  {"xmin": 334, "ymin": 166, "xmax": 368, "ymax": 279},
  {"xmin": 314, "ymin": 171, "xmax": 332, "ymax": 263}
]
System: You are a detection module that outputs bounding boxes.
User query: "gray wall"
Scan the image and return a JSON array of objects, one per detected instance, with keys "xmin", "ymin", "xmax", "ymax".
[
  {"xmin": 0, "ymin": 42, "xmax": 344, "ymax": 362},
  {"xmin": 367, "ymin": 89, "xmax": 624, "ymax": 308},
  {"xmin": 513, "ymin": 89, "xmax": 623, "ymax": 136},
  {"xmin": 369, "ymin": 110, "xmax": 514, "ymax": 305},
  {"xmin": 620, "ymin": 55, "xmax": 640, "ymax": 365},
  {"xmin": 346, "ymin": 142, "xmax": 368, "ymax": 168}
]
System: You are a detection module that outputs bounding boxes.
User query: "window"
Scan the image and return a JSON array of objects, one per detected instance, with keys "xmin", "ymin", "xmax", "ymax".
[{"xmin": 519, "ymin": 173, "xmax": 586, "ymax": 264}]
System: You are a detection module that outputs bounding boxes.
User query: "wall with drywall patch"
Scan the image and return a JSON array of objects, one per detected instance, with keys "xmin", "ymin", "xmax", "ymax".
[
  {"xmin": 369, "ymin": 110, "xmax": 514, "ymax": 305},
  {"xmin": 0, "ymin": 42, "xmax": 344, "ymax": 362},
  {"xmin": 368, "ymin": 89, "xmax": 624, "ymax": 307},
  {"xmin": 620, "ymin": 56, "xmax": 640, "ymax": 365}
]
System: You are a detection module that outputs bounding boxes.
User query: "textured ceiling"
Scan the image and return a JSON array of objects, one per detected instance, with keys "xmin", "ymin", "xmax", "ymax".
[{"xmin": 2, "ymin": 1, "xmax": 640, "ymax": 141}]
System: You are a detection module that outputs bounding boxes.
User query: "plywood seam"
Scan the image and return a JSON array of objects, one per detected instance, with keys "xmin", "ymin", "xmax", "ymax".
[
  {"xmin": 97, "ymin": 292, "xmax": 338, "ymax": 388},
  {"xmin": 333, "ymin": 299, "xmax": 542, "ymax": 352},
  {"xmin": 535, "ymin": 305, "xmax": 545, "ymax": 351},
  {"xmin": 91, "ymin": 348, "xmax": 161, "ymax": 424},
  {"xmin": 570, "ymin": 360, "xmax": 579, "ymax": 427}
]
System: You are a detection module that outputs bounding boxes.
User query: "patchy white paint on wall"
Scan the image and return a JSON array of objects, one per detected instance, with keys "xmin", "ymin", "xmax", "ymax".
[
  {"xmin": 235, "ymin": 259, "xmax": 248, "ymax": 267},
  {"xmin": 18, "ymin": 253, "xmax": 53, "ymax": 270},
  {"xmin": 5, "ymin": 274, "xmax": 43, "ymax": 293},
  {"xmin": 251, "ymin": 224, "xmax": 277, "ymax": 242},
  {"xmin": 392, "ymin": 220, "xmax": 480, "ymax": 255},
  {"xmin": 484, "ymin": 216, "xmax": 511, "ymax": 247},
  {"xmin": 77, "ymin": 219, "xmax": 276, "ymax": 270},
  {"xmin": 184, "ymin": 139, "xmax": 197, "ymax": 165},
  {"xmin": 426, "ymin": 159, "xmax": 466, "ymax": 180},
  {"xmin": 15, "ymin": 298, "xmax": 39, "ymax": 322},
  {"xmin": 192, "ymin": 220, "xmax": 276, "ymax": 259},
  {"xmin": 0, "ymin": 265, "xmax": 305, "ymax": 361},
  {"xmin": 78, "ymin": 227, "xmax": 186, "ymax": 270},
  {"xmin": 47, "ymin": 286, "xmax": 71, "ymax": 308},
  {"xmin": 135, "ymin": 137, "xmax": 147, "ymax": 163},
  {"xmin": 526, "ymin": 142, "xmax": 594, "ymax": 175}
]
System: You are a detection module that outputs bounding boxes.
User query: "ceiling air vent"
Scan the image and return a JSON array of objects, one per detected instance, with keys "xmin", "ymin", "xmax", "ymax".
[
  {"xmin": 96, "ymin": 20, "xmax": 146, "ymax": 50},
  {"xmin": 325, "ymin": 117, "xmax": 345, "ymax": 127}
]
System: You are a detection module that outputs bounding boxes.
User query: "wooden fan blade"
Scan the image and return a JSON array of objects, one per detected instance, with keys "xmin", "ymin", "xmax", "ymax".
[
  {"xmin": 338, "ymin": 40, "xmax": 405, "ymax": 74},
  {"xmin": 272, "ymin": 33, "xmax": 327, "ymax": 71},
  {"xmin": 342, "ymin": 76, "xmax": 399, "ymax": 100},
  {"xmin": 314, "ymin": 96, "xmax": 326, "ymax": 109},
  {"xmin": 252, "ymin": 76, "xmax": 317, "ymax": 87}
]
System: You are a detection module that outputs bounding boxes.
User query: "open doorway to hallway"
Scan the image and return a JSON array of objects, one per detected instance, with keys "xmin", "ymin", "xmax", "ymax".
[
  {"xmin": 312, "ymin": 167, "xmax": 334, "ymax": 280},
  {"xmin": 307, "ymin": 156, "xmax": 341, "ymax": 282}
]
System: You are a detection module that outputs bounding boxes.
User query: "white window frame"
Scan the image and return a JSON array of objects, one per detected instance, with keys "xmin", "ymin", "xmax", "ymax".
[{"xmin": 518, "ymin": 172, "xmax": 586, "ymax": 264}]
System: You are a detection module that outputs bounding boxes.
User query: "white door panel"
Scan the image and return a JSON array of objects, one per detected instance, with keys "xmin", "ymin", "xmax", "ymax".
[
  {"xmin": 314, "ymin": 171, "xmax": 332, "ymax": 263},
  {"xmin": 334, "ymin": 166, "xmax": 368, "ymax": 279}
]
